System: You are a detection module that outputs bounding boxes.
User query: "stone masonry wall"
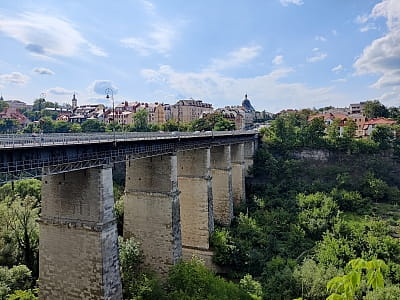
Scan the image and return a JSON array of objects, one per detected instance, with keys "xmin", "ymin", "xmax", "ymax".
[
  {"xmin": 124, "ymin": 155, "xmax": 181, "ymax": 275},
  {"xmin": 231, "ymin": 143, "xmax": 245, "ymax": 206},
  {"xmin": 211, "ymin": 146, "xmax": 233, "ymax": 226},
  {"xmin": 177, "ymin": 149, "xmax": 213, "ymax": 251},
  {"xmin": 40, "ymin": 167, "xmax": 122, "ymax": 300}
]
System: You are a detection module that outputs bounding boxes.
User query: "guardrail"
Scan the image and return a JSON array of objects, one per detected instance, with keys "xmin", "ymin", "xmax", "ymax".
[{"xmin": 0, "ymin": 130, "xmax": 258, "ymax": 149}]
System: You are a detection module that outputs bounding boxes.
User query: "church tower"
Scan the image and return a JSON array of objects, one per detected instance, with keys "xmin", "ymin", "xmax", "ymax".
[{"xmin": 72, "ymin": 93, "xmax": 77, "ymax": 109}]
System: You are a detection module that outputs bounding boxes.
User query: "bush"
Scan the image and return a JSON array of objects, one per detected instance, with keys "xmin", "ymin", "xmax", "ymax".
[{"xmin": 166, "ymin": 258, "xmax": 251, "ymax": 300}]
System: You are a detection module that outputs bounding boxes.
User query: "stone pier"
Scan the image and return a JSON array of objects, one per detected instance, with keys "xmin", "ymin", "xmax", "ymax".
[
  {"xmin": 124, "ymin": 154, "xmax": 182, "ymax": 275},
  {"xmin": 211, "ymin": 145, "xmax": 233, "ymax": 226},
  {"xmin": 177, "ymin": 148, "xmax": 214, "ymax": 265},
  {"xmin": 231, "ymin": 143, "xmax": 245, "ymax": 206},
  {"xmin": 244, "ymin": 141, "xmax": 255, "ymax": 176},
  {"xmin": 39, "ymin": 167, "xmax": 122, "ymax": 300}
]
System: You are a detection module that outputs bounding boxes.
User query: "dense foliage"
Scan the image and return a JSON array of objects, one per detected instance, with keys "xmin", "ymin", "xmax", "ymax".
[{"xmin": 211, "ymin": 112, "xmax": 400, "ymax": 299}]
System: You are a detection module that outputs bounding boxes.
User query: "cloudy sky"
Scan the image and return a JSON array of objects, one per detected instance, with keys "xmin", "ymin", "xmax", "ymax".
[{"xmin": 0, "ymin": 0, "xmax": 399, "ymax": 112}]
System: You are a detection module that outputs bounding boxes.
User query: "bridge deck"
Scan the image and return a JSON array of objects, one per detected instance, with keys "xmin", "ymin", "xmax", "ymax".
[{"xmin": 0, "ymin": 130, "xmax": 258, "ymax": 183}]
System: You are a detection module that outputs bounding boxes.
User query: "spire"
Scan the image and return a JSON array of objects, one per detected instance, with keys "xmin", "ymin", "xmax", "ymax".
[
  {"xmin": 0, "ymin": 94, "xmax": 3, "ymax": 101},
  {"xmin": 72, "ymin": 93, "xmax": 77, "ymax": 109},
  {"xmin": 244, "ymin": 94, "xmax": 248, "ymax": 100}
]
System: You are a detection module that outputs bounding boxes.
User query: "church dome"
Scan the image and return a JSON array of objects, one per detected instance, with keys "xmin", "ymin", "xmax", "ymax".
[{"xmin": 242, "ymin": 94, "xmax": 255, "ymax": 111}]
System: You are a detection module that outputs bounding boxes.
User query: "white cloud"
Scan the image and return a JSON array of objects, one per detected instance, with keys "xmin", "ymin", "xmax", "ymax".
[
  {"xmin": 280, "ymin": 0, "xmax": 304, "ymax": 7},
  {"xmin": 354, "ymin": 0, "xmax": 400, "ymax": 89},
  {"xmin": 140, "ymin": 65, "xmax": 341, "ymax": 112},
  {"xmin": 272, "ymin": 55, "xmax": 284, "ymax": 65},
  {"xmin": 332, "ymin": 78, "xmax": 347, "ymax": 83},
  {"xmin": 312, "ymin": 47, "xmax": 319, "ymax": 52},
  {"xmin": 0, "ymin": 12, "xmax": 106, "ymax": 57},
  {"xmin": 88, "ymin": 80, "xmax": 118, "ymax": 95},
  {"xmin": 307, "ymin": 52, "xmax": 327, "ymax": 63},
  {"xmin": 315, "ymin": 35, "xmax": 327, "ymax": 42},
  {"xmin": 0, "ymin": 72, "xmax": 29, "ymax": 85},
  {"xmin": 47, "ymin": 87, "xmax": 74, "ymax": 95},
  {"xmin": 141, "ymin": 0, "xmax": 156, "ymax": 14},
  {"xmin": 360, "ymin": 23, "xmax": 377, "ymax": 32},
  {"xmin": 121, "ymin": 23, "xmax": 176, "ymax": 56},
  {"xmin": 331, "ymin": 64, "xmax": 343, "ymax": 73},
  {"xmin": 332, "ymin": 29, "xmax": 338, "ymax": 36},
  {"xmin": 33, "ymin": 67, "xmax": 55, "ymax": 75},
  {"xmin": 207, "ymin": 46, "xmax": 262, "ymax": 71},
  {"xmin": 355, "ymin": 14, "xmax": 369, "ymax": 24}
]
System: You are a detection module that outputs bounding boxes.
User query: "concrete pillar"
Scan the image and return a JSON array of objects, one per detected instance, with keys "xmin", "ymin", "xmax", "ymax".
[
  {"xmin": 39, "ymin": 167, "xmax": 122, "ymax": 300},
  {"xmin": 177, "ymin": 148, "xmax": 213, "ymax": 248},
  {"xmin": 231, "ymin": 143, "xmax": 246, "ymax": 206},
  {"xmin": 211, "ymin": 145, "xmax": 233, "ymax": 226},
  {"xmin": 124, "ymin": 154, "xmax": 181, "ymax": 275},
  {"xmin": 244, "ymin": 141, "xmax": 255, "ymax": 176},
  {"xmin": 177, "ymin": 148, "xmax": 215, "ymax": 266}
]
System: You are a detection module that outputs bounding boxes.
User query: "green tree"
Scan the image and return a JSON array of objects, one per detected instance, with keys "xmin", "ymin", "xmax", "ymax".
[
  {"xmin": 0, "ymin": 119, "xmax": 19, "ymax": 133},
  {"xmin": 342, "ymin": 120, "xmax": 356, "ymax": 140},
  {"xmin": 0, "ymin": 265, "xmax": 33, "ymax": 299},
  {"xmin": 0, "ymin": 196, "xmax": 39, "ymax": 277},
  {"xmin": 326, "ymin": 258, "xmax": 387, "ymax": 300},
  {"xmin": 293, "ymin": 259, "xmax": 342, "ymax": 300},
  {"xmin": 214, "ymin": 118, "xmax": 235, "ymax": 131},
  {"xmin": 370, "ymin": 124, "xmax": 394, "ymax": 150},
  {"xmin": 6, "ymin": 289, "xmax": 38, "ymax": 300},
  {"xmin": 38, "ymin": 117, "xmax": 54, "ymax": 133},
  {"xmin": 81, "ymin": 119, "xmax": 106, "ymax": 132},
  {"xmin": 70, "ymin": 123, "xmax": 82, "ymax": 133},
  {"xmin": 297, "ymin": 192, "xmax": 339, "ymax": 239},
  {"xmin": 363, "ymin": 100, "xmax": 389, "ymax": 119},
  {"xmin": 161, "ymin": 120, "xmax": 180, "ymax": 132},
  {"xmin": 190, "ymin": 118, "xmax": 212, "ymax": 131},
  {"xmin": 239, "ymin": 274, "xmax": 263, "ymax": 300},
  {"xmin": 299, "ymin": 117, "xmax": 326, "ymax": 147},
  {"xmin": 53, "ymin": 121, "xmax": 71, "ymax": 133},
  {"xmin": 326, "ymin": 119, "xmax": 341, "ymax": 142},
  {"xmin": 131, "ymin": 109, "xmax": 149, "ymax": 132},
  {"xmin": 0, "ymin": 100, "xmax": 9, "ymax": 113},
  {"xmin": 166, "ymin": 258, "xmax": 251, "ymax": 300}
]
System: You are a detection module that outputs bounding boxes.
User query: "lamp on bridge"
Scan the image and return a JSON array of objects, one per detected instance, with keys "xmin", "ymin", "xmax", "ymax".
[{"xmin": 105, "ymin": 88, "xmax": 116, "ymax": 145}]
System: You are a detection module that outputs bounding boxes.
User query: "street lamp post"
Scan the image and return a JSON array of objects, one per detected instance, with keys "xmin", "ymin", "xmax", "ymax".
[{"xmin": 105, "ymin": 88, "xmax": 116, "ymax": 145}]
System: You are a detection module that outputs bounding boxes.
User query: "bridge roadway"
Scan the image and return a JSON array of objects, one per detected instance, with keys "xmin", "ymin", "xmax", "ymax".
[{"xmin": 0, "ymin": 130, "xmax": 258, "ymax": 183}]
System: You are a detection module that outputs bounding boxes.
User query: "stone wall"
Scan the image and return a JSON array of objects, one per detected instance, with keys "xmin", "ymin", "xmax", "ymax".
[
  {"xmin": 124, "ymin": 155, "xmax": 181, "ymax": 275},
  {"xmin": 40, "ymin": 167, "xmax": 122, "ymax": 300},
  {"xmin": 231, "ymin": 143, "xmax": 245, "ymax": 206},
  {"xmin": 211, "ymin": 146, "xmax": 233, "ymax": 226}
]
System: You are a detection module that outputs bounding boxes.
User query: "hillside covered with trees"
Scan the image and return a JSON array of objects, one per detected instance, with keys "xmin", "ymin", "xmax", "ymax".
[{"xmin": 0, "ymin": 109, "xmax": 399, "ymax": 299}]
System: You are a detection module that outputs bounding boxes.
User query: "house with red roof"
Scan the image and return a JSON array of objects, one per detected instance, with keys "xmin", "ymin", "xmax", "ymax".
[
  {"xmin": 362, "ymin": 118, "xmax": 397, "ymax": 136},
  {"xmin": 0, "ymin": 107, "xmax": 28, "ymax": 125}
]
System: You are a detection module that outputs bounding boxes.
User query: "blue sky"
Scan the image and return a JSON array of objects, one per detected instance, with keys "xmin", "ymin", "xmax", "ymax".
[{"xmin": 0, "ymin": 0, "xmax": 399, "ymax": 112}]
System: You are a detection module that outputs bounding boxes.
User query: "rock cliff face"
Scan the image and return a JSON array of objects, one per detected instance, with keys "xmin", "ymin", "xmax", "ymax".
[{"xmin": 293, "ymin": 149, "xmax": 330, "ymax": 161}]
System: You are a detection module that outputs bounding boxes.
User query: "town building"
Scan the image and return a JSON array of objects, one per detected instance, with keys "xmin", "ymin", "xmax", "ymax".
[
  {"xmin": 349, "ymin": 102, "xmax": 366, "ymax": 115},
  {"xmin": 171, "ymin": 99, "xmax": 213, "ymax": 124},
  {"xmin": 362, "ymin": 118, "xmax": 397, "ymax": 136},
  {"xmin": 0, "ymin": 107, "xmax": 29, "ymax": 125}
]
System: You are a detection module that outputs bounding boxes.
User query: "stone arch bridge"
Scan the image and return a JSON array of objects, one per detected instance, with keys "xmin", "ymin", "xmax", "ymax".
[{"xmin": 0, "ymin": 131, "xmax": 258, "ymax": 300}]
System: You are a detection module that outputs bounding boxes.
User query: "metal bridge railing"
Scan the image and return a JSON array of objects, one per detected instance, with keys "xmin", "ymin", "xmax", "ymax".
[{"xmin": 0, "ymin": 130, "xmax": 257, "ymax": 148}]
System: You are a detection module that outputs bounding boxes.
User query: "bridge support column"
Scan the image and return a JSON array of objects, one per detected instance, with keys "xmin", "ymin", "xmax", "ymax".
[
  {"xmin": 244, "ymin": 141, "xmax": 255, "ymax": 176},
  {"xmin": 177, "ymin": 149, "xmax": 214, "ymax": 267},
  {"xmin": 231, "ymin": 143, "xmax": 245, "ymax": 206},
  {"xmin": 39, "ymin": 167, "xmax": 122, "ymax": 300},
  {"xmin": 211, "ymin": 145, "xmax": 233, "ymax": 226},
  {"xmin": 124, "ymin": 154, "xmax": 181, "ymax": 275}
]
